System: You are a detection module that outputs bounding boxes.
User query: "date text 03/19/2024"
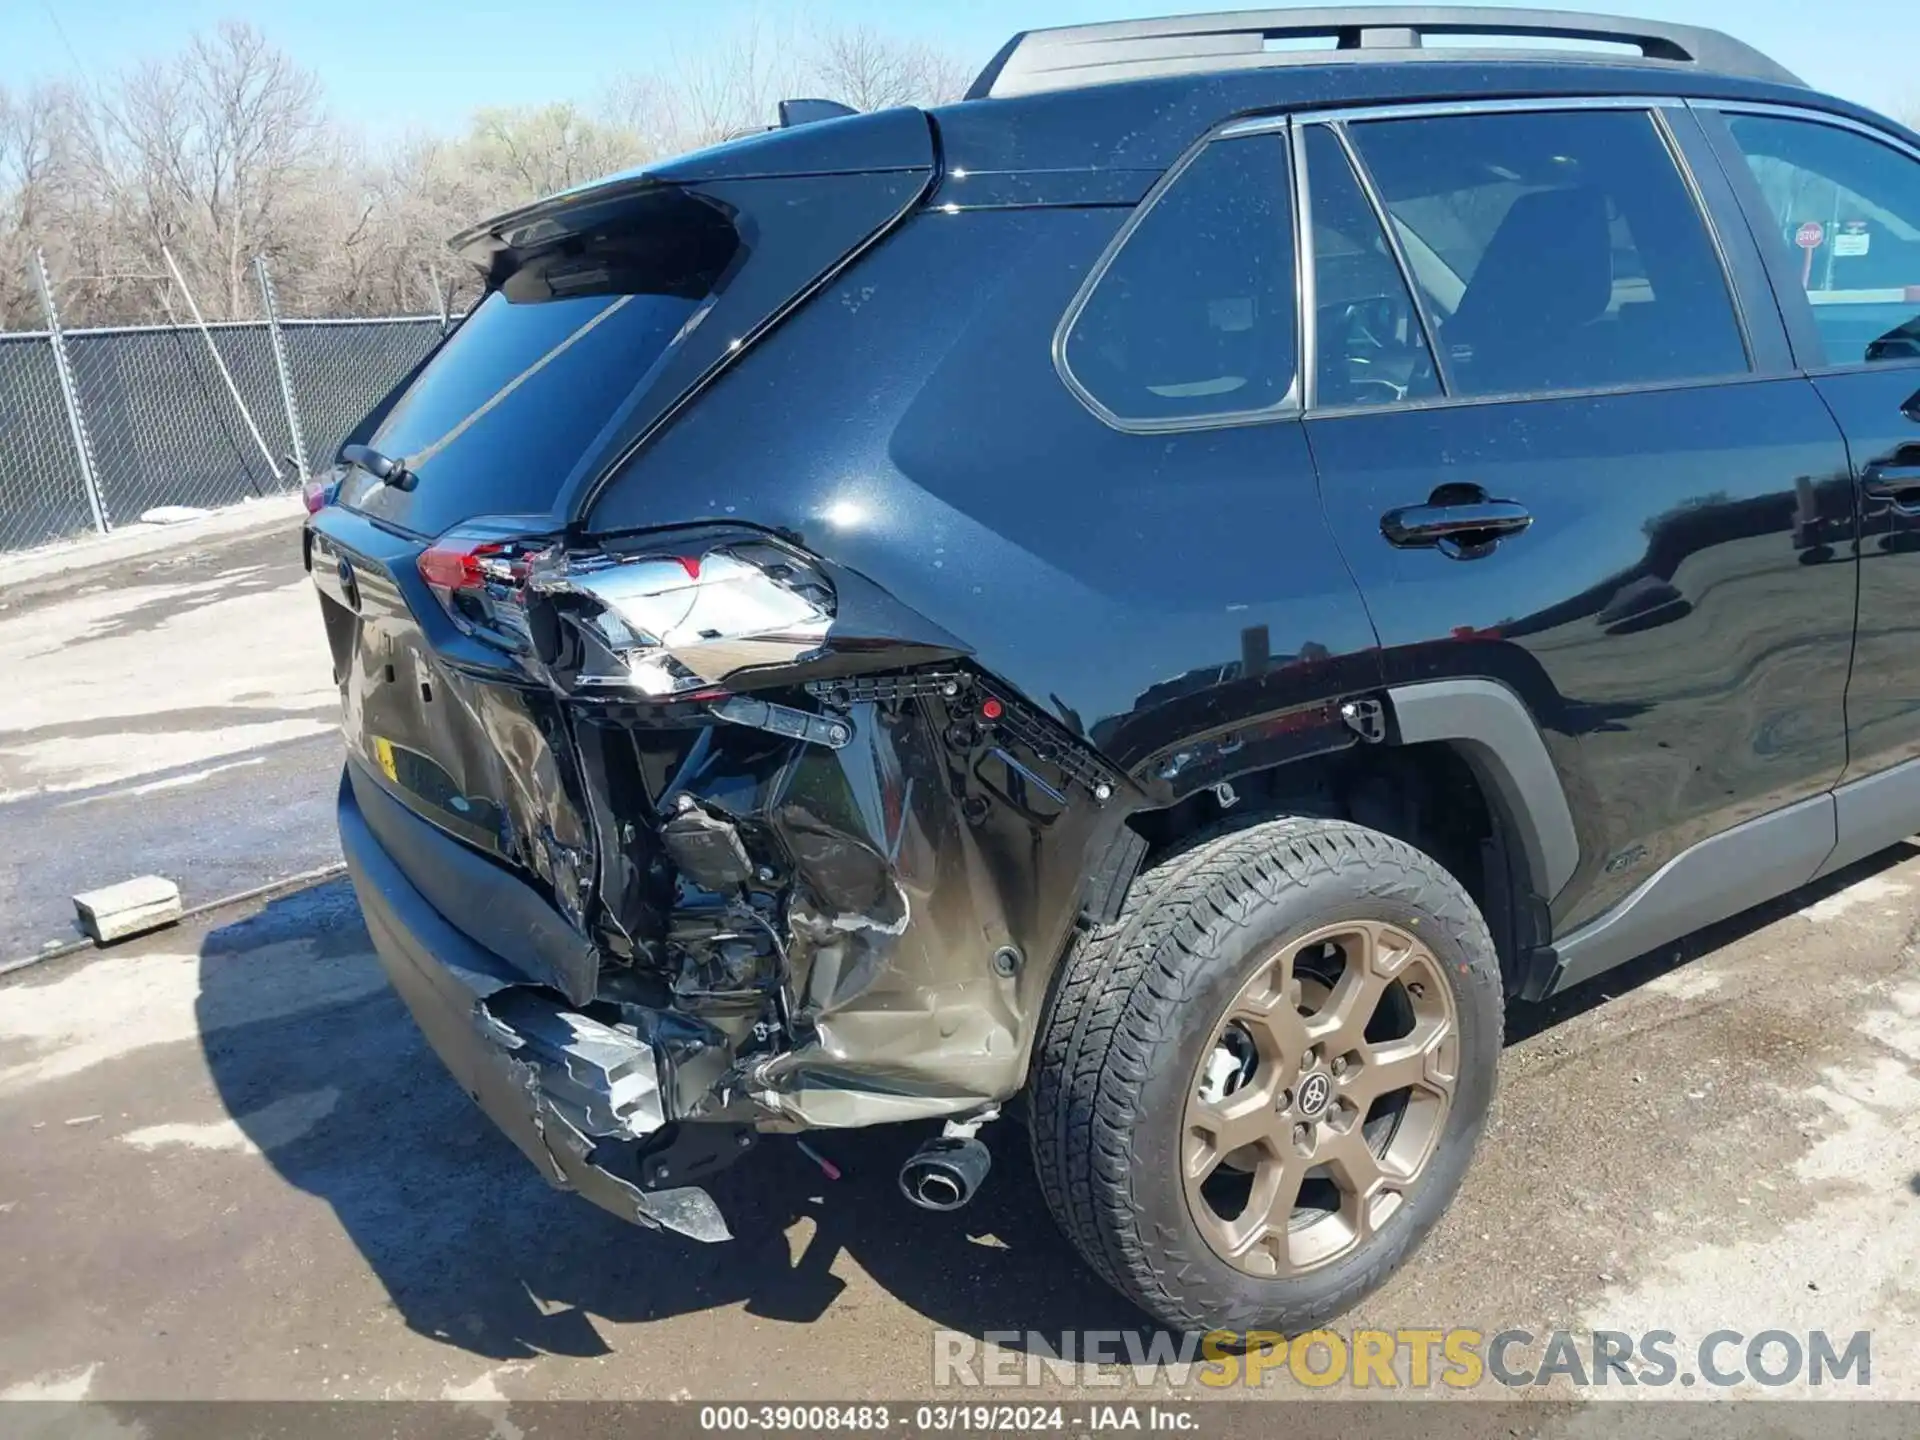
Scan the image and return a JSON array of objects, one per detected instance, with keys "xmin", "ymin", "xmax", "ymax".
[{"xmin": 696, "ymin": 1405, "xmax": 1199, "ymax": 1432}]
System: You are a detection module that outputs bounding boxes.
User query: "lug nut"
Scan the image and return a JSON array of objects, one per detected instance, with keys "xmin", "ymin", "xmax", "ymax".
[
  {"xmin": 1331, "ymin": 1056, "xmax": 1348, "ymax": 1077},
  {"xmin": 1292, "ymin": 1123, "xmax": 1310, "ymax": 1149},
  {"xmin": 1278, "ymin": 1087, "xmax": 1293, "ymax": 1111}
]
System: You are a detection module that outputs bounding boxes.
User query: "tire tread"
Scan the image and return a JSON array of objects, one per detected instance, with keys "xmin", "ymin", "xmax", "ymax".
[{"xmin": 1027, "ymin": 817, "xmax": 1500, "ymax": 1333}]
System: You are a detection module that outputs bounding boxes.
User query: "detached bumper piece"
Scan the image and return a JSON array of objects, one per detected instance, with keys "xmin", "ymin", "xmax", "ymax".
[{"xmin": 339, "ymin": 768, "xmax": 735, "ymax": 1241}]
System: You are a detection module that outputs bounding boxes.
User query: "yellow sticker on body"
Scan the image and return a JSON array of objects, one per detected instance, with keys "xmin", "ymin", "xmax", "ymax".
[{"xmin": 372, "ymin": 736, "xmax": 399, "ymax": 783}]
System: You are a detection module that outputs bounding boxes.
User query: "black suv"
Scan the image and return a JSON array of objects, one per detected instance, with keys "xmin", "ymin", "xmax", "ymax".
[{"xmin": 305, "ymin": 7, "xmax": 1920, "ymax": 1335}]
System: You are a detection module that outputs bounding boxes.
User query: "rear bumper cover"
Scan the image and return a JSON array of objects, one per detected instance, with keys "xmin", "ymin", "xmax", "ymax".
[{"xmin": 337, "ymin": 765, "xmax": 730, "ymax": 1240}]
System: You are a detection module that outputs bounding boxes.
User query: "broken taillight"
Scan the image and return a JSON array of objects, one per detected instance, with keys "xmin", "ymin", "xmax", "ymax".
[
  {"xmin": 301, "ymin": 473, "xmax": 339, "ymax": 514},
  {"xmin": 415, "ymin": 519, "xmax": 557, "ymax": 647},
  {"xmin": 531, "ymin": 537, "xmax": 836, "ymax": 697},
  {"xmin": 414, "ymin": 520, "xmax": 836, "ymax": 696}
]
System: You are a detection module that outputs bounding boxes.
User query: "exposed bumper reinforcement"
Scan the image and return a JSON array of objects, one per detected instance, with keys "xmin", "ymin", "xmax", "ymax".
[{"xmin": 337, "ymin": 767, "xmax": 730, "ymax": 1242}]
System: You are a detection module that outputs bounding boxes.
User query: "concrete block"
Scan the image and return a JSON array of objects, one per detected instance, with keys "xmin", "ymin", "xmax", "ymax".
[{"xmin": 71, "ymin": 875, "xmax": 182, "ymax": 944}]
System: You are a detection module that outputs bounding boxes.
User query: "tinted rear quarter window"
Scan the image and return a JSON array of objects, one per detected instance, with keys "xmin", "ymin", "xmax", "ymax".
[
  {"xmin": 1346, "ymin": 109, "xmax": 1749, "ymax": 397},
  {"xmin": 1060, "ymin": 133, "xmax": 1296, "ymax": 427}
]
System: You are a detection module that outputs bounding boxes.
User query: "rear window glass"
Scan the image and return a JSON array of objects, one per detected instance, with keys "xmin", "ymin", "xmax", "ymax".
[
  {"xmin": 344, "ymin": 191, "xmax": 739, "ymax": 534},
  {"xmin": 1060, "ymin": 133, "xmax": 1297, "ymax": 427}
]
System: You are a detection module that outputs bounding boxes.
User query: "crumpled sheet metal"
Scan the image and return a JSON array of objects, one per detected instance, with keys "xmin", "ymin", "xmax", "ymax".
[
  {"xmin": 473, "ymin": 990, "xmax": 731, "ymax": 1242},
  {"xmin": 738, "ymin": 700, "xmax": 1031, "ymax": 1126}
]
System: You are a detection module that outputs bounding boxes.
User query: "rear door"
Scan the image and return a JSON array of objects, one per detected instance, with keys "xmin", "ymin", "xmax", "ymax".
[
  {"xmin": 1299, "ymin": 100, "xmax": 1857, "ymax": 934},
  {"xmin": 1698, "ymin": 106, "xmax": 1920, "ymax": 797}
]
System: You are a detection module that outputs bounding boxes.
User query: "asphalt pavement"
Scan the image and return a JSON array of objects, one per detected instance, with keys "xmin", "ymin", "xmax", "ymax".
[
  {"xmin": 0, "ymin": 514, "xmax": 340, "ymax": 959},
  {"xmin": 2, "ymin": 511, "xmax": 1919, "ymax": 1423}
]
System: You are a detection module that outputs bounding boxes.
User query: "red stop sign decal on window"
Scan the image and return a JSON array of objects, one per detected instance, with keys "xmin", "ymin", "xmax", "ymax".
[{"xmin": 1796, "ymin": 221, "xmax": 1826, "ymax": 250}]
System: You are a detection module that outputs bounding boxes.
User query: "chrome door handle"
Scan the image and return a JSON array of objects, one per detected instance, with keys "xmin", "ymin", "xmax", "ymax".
[
  {"xmin": 1381, "ymin": 499, "xmax": 1533, "ymax": 549},
  {"xmin": 1864, "ymin": 462, "xmax": 1920, "ymax": 504}
]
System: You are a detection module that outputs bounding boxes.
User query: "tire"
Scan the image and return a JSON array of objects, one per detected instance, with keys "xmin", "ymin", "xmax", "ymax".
[{"xmin": 1028, "ymin": 816, "xmax": 1502, "ymax": 1335}]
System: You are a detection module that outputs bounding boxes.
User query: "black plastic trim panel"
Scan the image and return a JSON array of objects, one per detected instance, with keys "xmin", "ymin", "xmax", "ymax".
[{"xmin": 1388, "ymin": 678, "xmax": 1580, "ymax": 900}]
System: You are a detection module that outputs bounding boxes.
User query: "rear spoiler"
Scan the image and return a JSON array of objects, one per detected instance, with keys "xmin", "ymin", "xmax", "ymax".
[{"xmin": 450, "ymin": 106, "xmax": 932, "ymax": 271}]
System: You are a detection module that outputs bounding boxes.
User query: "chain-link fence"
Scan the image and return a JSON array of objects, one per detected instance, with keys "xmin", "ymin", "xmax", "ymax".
[
  {"xmin": 0, "ymin": 254, "xmax": 451, "ymax": 554},
  {"xmin": 0, "ymin": 333, "xmax": 95, "ymax": 552}
]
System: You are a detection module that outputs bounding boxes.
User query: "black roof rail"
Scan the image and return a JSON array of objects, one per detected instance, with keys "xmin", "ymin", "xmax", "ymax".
[{"xmin": 967, "ymin": 7, "xmax": 1804, "ymax": 99}]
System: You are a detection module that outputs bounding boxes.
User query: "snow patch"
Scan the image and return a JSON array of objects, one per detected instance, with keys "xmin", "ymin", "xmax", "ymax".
[
  {"xmin": 1641, "ymin": 968, "xmax": 1725, "ymax": 1001},
  {"xmin": 1797, "ymin": 874, "xmax": 1910, "ymax": 923},
  {"xmin": 1, "ymin": 1363, "xmax": 98, "ymax": 1400},
  {"xmin": 120, "ymin": 1088, "xmax": 339, "ymax": 1155},
  {"xmin": 442, "ymin": 1364, "xmax": 530, "ymax": 1440},
  {"xmin": 1568, "ymin": 999, "xmax": 1920, "ymax": 1402}
]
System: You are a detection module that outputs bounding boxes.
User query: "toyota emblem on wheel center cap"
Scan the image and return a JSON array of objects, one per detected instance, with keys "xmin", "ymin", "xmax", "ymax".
[{"xmin": 1296, "ymin": 1070, "xmax": 1333, "ymax": 1120}]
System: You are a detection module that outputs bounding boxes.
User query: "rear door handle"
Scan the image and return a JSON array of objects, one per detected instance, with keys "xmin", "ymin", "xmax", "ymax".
[
  {"xmin": 1863, "ymin": 461, "xmax": 1920, "ymax": 504},
  {"xmin": 1381, "ymin": 499, "xmax": 1533, "ymax": 550}
]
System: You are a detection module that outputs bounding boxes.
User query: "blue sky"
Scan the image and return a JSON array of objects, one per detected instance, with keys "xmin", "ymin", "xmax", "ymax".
[{"xmin": 6, "ymin": 0, "xmax": 1913, "ymax": 135}]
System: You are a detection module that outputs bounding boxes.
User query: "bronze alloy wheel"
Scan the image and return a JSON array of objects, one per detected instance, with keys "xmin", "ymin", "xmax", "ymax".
[{"xmin": 1182, "ymin": 919, "xmax": 1460, "ymax": 1277}]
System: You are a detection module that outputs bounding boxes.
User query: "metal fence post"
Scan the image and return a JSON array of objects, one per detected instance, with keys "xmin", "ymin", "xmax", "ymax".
[
  {"xmin": 254, "ymin": 256, "xmax": 311, "ymax": 480},
  {"xmin": 30, "ymin": 249, "xmax": 109, "ymax": 534},
  {"xmin": 160, "ymin": 245, "xmax": 284, "ymax": 486},
  {"xmin": 428, "ymin": 263, "xmax": 451, "ymax": 334}
]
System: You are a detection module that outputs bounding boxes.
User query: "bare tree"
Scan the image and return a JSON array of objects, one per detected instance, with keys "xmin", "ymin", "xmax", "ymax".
[
  {"xmin": 609, "ymin": 15, "xmax": 806, "ymax": 155},
  {"xmin": 0, "ymin": 17, "xmax": 974, "ymax": 328},
  {"xmin": 808, "ymin": 25, "xmax": 972, "ymax": 111},
  {"xmin": 0, "ymin": 84, "xmax": 83, "ymax": 326},
  {"xmin": 86, "ymin": 21, "xmax": 336, "ymax": 319}
]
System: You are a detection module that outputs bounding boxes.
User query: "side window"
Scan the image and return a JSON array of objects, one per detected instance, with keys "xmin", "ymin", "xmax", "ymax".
[
  {"xmin": 1723, "ymin": 113, "xmax": 1920, "ymax": 367},
  {"xmin": 1344, "ymin": 109, "xmax": 1749, "ymax": 397},
  {"xmin": 1302, "ymin": 125, "xmax": 1442, "ymax": 408},
  {"xmin": 1061, "ymin": 134, "xmax": 1296, "ymax": 426}
]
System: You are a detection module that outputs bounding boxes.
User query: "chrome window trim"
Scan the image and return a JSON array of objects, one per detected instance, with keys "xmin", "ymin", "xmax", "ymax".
[
  {"xmin": 1220, "ymin": 92, "xmax": 1684, "ymax": 138},
  {"xmin": 1326, "ymin": 120, "xmax": 1450, "ymax": 399},
  {"xmin": 1292, "ymin": 96, "xmax": 1755, "ymax": 413},
  {"xmin": 1690, "ymin": 98, "xmax": 1920, "ymax": 379},
  {"xmin": 1691, "ymin": 100, "xmax": 1920, "ymax": 167},
  {"xmin": 1290, "ymin": 121, "xmax": 1320, "ymax": 412},
  {"xmin": 1300, "ymin": 365, "xmax": 1790, "ymax": 421},
  {"xmin": 1050, "ymin": 124, "xmax": 1303, "ymax": 436},
  {"xmin": 1051, "ymin": 92, "xmax": 1821, "ymax": 437},
  {"xmin": 1651, "ymin": 105, "xmax": 1758, "ymax": 372}
]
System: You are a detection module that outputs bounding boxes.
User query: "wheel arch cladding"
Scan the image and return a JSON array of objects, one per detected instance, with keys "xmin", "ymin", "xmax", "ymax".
[{"xmin": 1388, "ymin": 678, "xmax": 1579, "ymax": 904}]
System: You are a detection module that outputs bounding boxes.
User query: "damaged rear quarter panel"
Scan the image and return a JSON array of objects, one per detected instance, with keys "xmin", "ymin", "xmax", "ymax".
[
  {"xmin": 559, "ymin": 669, "xmax": 1125, "ymax": 1129},
  {"xmin": 312, "ymin": 519, "xmax": 603, "ymax": 1002},
  {"xmin": 573, "ymin": 206, "xmax": 1383, "ymax": 1122}
]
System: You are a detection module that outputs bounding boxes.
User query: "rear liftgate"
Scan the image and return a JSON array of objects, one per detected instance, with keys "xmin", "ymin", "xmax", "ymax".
[{"xmin": 421, "ymin": 522, "xmax": 1129, "ymax": 1236}]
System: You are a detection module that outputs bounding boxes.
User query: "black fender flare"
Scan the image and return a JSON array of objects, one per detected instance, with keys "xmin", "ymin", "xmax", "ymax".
[{"xmin": 1388, "ymin": 678, "xmax": 1579, "ymax": 904}]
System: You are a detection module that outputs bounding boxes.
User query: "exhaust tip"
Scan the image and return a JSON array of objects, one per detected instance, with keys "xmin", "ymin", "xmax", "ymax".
[{"xmin": 899, "ymin": 1135, "xmax": 991, "ymax": 1212}]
